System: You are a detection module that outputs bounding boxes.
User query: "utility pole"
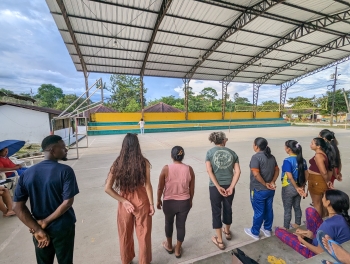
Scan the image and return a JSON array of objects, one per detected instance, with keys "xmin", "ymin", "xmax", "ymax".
[
  {"xmin": 343, "ymin": 88, "xmax": 350, "ymax": 113},
  {"xmin": 330, "ymin": 65, "xmax": 337, "ymax": 126}
]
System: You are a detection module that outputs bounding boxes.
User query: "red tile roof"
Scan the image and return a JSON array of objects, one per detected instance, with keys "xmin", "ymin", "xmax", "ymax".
[{"xmin": 143, "ymin": 102, "xmax": 183, "ymax": 112}]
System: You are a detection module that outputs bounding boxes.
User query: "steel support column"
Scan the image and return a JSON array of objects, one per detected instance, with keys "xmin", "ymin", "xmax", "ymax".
[
  {"xmin": 279, "ymin": 85, "xmax": 288, "ymax": 116},
  {"xmin": 253, "ymin": 83, "xmax": 260, "ymax": 119},
  {"xmin": 183, "ymin": 78, "xmax": 190, "ymax": 120},
  {"xmin": 221, "ymin": 81, "xmax": 229, "ymax": 120},
  {"xmin": 140, "ymin": 75, "xmax": 144, "ymax": 117}
]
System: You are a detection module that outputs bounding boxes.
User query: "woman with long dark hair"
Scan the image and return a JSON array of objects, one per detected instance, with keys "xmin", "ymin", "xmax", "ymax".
[
  {"xmin": 319, "ymin": 129, "xmax": 342, "ymax": 185},
  {"xmin": 206, "ymin": 132, "xmax": 241, "ymax": 250},
  {"xmin": 275, "ymin": 190, "xmax": 350, "ymax": 259},
  {"xmin": 308, "ymin": 138, "xmax": 335, "ymax": 217},
  {"xmin": 157, "ymin": 146, "xmax": 195, "ymax": 258},
  {"xmin": 281, "ymin": 140, "xmax": 308, "ymax": 229},
  {"xmin": 105, "ymin": 133, "xmax": 154, "ymax": 264},
  {"xmin": 244, "ymin": 137, "xmax": 279, "ymax": 240}
]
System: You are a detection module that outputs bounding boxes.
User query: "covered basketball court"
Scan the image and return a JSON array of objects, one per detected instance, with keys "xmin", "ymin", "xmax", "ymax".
[{"xmin": 47, "ymin": 0, "xmax": 350, "ymax": 119}]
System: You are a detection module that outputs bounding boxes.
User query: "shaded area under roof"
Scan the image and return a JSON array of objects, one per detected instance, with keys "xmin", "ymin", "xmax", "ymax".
[
  {"xmin": 143, "ymin": 102, "xmax": 183, "ymax": 112},
  {"xmin": 46, "ymin": 0, "xmax": 350, "ymax": 86}
]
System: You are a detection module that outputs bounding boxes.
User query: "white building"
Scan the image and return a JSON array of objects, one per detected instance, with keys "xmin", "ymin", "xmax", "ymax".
[{"xmin": 0, "ymin": 102, "xmax": 62, "ymax": 143}]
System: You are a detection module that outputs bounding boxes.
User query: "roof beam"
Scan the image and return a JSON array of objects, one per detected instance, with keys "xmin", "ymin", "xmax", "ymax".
[
  {"xmin": 184, "ymin": 0, "xmax": 285, "ymax": 80},
  {"xmin": 254, "ymin": 35, "xmax": 350, "ymax": 86},
  {"xmin": 223, "ymin": 8, "xmax": 350, "ymax": 82},
  {"xmin": 60, "ymin": 29, "xmax": 339, "ymax": 60},
  {"xmin": 55, "ymin": 0, "xmax": 88, "ymax": 78},
  {"xmin": 281, "ymin": 54, "xmax": 350, "ymax": 89},
  {"xmin": 197, "ymin": 0, "xmax": 347, "ymax": 37},
  {"xmin": 66, "ymin": 41, "xmax": 325, "ymax": 67},
  {"xmin": 141, "ymin": 0, "xmax": 173, "ymax": 77}
]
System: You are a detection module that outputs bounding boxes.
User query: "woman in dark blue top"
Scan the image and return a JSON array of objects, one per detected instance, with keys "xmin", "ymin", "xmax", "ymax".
[{"xmin": 276, "ymin": 190, "xmax": 350, "ymax": 259}]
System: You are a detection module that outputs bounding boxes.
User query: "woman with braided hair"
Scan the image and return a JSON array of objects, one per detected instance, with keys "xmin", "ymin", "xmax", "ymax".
[
  {"xmin": 275, "ymin": 190, "xmax": 350, "ymax": 259},
  {"xmin": 157, "ymin": 146, "xmax": 195, "ymax": 258},
  {"xmin": 319, "ymin": 129, "xmax": 342, "ymax": 185},
  {"xmin": 280, "ymin": 140, "xmax": 308, "ymax": 229}
]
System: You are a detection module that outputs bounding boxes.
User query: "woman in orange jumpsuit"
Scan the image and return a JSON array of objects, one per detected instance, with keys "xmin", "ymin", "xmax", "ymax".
[{"xmin": 105, "ymin": 133, "xmax": 155, "ymax": 264}]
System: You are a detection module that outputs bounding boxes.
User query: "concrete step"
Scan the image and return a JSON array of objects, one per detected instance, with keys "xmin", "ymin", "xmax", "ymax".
[{"xmin": 300, "ymin": 240, "xmax": 350, "ymax": 263}]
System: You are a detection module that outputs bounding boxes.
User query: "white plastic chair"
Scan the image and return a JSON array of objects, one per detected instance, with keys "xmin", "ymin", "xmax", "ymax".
[{"xmin": 0, "ymin": 170, "xmax": 19, "ymax": 196}]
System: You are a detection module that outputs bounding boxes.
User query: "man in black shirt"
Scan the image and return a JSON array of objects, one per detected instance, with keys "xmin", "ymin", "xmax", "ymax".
[{"xmin": 13, "ymin": 135, "xmax": 79, "ymax": 264}]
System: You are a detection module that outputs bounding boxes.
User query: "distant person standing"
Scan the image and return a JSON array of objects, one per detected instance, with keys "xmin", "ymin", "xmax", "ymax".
[
  {"xmin": 138, "ymin": 118, "xmax": 145, "ymax": 134},
  {"xmin": 244, "ymin": 137, "xmax": 279, "ymax": 240},
  {"xmin": 205, "ymin": 131, "xmax": 241, "ymax": 250},
  {"xmin": 13, "ymin": 135, "xmax": 79, "ymax": 264}
]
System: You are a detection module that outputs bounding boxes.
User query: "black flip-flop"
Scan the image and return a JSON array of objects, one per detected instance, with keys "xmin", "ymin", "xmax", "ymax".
[
  {"xmin": 162, "ymin": 241, "xmax": 173, "ymax": 254},
  {"xmin": 175, "ymin": 248, "xmax": 182, "ymax": 258}
]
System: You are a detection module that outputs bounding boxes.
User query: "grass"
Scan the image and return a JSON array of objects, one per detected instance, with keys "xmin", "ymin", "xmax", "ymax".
[{"xmin": 14, "ymin": 143, "xmax": 42, "ymax": 158}]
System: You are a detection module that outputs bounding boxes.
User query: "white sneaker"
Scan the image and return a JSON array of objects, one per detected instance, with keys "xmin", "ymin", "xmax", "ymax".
[
  {"xmin": 244, "ymin": 228, "xmax": 259, "ymax": 240},
  {"xmin": 260, "ymin": 227, "xmax": 272, "ymax": 237}
]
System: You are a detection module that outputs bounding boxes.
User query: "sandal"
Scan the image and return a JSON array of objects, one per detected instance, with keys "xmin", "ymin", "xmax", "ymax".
[
  {"xmin": 211, "ymin": 236, "xmax": 225, "ymax": 250},
  {"xmin": 175, "ymin": 247, "xmax": 182, "ymax": 258},
  {"xmin": 317, "ymin": 230, "xmax": 342, "ymax": 264},
  {"xmin": 162, "ymin": 241, "xmax": 173, "ymax": 254},
  {"xmin": 222, "ymin": 228, "xmax": 232, "ymax": 240}
]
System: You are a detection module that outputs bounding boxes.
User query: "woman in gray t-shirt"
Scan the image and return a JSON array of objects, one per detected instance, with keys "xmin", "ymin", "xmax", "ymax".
[{"xmin": 205, "ymin": 131, "xmax": 241, "ymax": 250}]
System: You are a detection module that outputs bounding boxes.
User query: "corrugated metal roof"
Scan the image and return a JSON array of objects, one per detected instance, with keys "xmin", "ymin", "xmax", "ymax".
[{"xmin": 46, "ymin": 0, "xmax": 350, "ymax": 86}]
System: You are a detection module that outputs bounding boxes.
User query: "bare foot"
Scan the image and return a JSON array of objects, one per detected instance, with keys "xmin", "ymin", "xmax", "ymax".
[
  {"xmin": 291, "ymin": 224, "xmax": 300, "ymax": 229},
  {"xmin": 3, "ymin": 210, "xmax": 16, "ymax": 217}
]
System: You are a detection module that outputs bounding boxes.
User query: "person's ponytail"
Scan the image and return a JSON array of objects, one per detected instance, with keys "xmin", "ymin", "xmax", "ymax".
[
  {"xmin": 285, "ymin": 140, "xmax": 306, "ymax": 187},
  {"xmin": 254, "ymin": 137, "xmax": 273, "ymax": 158},
  {"xmin": 341, "ymin": 210, "xmax": 350, "ymax": 227}
]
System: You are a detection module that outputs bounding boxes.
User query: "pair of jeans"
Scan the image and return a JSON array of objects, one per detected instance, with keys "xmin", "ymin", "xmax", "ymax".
[
  {"xmin": 33, "ymin": 224, "xmax": 75, "ymax": 264},
  {"xmin": 140, "ymin": 128, "xmax": 144, "ymax": 134},
  {"xmin": 250, "ymin": 189, "xmax": 275, "ymax": 236},
  {"xmin": 209, "ymin": 185, "xmax": 235, "ymax": 229}
]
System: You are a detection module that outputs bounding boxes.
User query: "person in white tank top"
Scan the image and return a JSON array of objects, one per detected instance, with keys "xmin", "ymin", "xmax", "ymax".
[{"xmin": 157, "ymin": 146, "xmax": 195, "ymax": 258}]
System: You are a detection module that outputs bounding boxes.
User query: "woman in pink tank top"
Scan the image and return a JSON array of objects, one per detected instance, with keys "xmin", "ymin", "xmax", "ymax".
[{"xmin": 157, "ymin": 146, "xmax": 195, "ymax": 259}]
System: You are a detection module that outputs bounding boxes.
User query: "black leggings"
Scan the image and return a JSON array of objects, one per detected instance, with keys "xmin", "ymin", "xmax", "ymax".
[
  {"xmin": 163, "ymin": 199, "xmax": 191, "ymax": 242},
  {"xmin": 209, "ymin": 185, "xmax": 235, "ymax": 229}
]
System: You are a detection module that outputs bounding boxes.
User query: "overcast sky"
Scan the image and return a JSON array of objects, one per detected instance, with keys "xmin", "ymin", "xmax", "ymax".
[{"xmin": 1, "ymin": 0, "xmax": 350, "ymax": 105}]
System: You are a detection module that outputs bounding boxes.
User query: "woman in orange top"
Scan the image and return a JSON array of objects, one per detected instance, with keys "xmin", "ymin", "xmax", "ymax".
[{"xmin": 105, "ymin": 133, "xmax": 154, "ymax": 264}]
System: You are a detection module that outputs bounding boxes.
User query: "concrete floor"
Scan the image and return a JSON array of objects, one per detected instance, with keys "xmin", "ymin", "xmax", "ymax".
[{"xmin": 1, "ymin": 126, "xmax": 349, "ymax": 264}]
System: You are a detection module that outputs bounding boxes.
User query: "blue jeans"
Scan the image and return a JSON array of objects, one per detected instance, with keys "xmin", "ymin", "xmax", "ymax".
[
  {"xmin": 140, "ymin": 128, "xmax": 144, "ymax": 134},
  {"xmin": 250, "ymin": 189, "xmax": 275, "ymax": 236}
]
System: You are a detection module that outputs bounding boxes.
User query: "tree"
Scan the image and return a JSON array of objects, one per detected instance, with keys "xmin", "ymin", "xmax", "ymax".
[
  {"xmin": 55, "ymin": 94, "xmax": 91, "ymax": 111},
  {"xmin": 107, "ymin": 74, "xmax": 146, "ymax": 112},
  {"xmin": 147, "ymin": 95, "xmax": 182, "ymax": 107},
  {"xmin": 234, "ymin": 96, "xmax": 251, "ymax": 105},
  {"xmin": 0, "ymin": 88, "xmax": 14, "ymax": 99},
  {"xmin": 125, "ymin": 98, "xmax": 141, "ymax": 112},
  {"xmin": 35, "ymin": 84, "xmax": 64, "ymax": 108},
  {"xmin": 324, "ymin": 89, "xmax": 350, "ymax": 120},
  {"xmin": 200, "ymin": 87, "xmax": 218, "ymax": 101},
  {"xmin": 261, "ymin": 100, "xmax": 279, "ymax": 106}
]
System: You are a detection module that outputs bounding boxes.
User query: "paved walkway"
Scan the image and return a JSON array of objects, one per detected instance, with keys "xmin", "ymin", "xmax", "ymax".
[{"xmin": 1, "ymin": 127, "xmax": 349, "ymax": 263}]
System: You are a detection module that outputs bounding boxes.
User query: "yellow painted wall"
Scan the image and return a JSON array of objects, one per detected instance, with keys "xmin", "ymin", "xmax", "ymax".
[
  {"xmin": 224, "ymin": 112, "xmax": 254, "ymax": 119},
  {"xmin": 92, "ymin": 112, "xmax": 280, "ymax": 122},
  {"xmin": 92, "ymin": 113, "xmax": 142, "ymax": 122},
  {"xmin": 188, "ymin": 112, "xmax": 222, "ymax": 120},
  {"xmin": 144, "ymin": 112, "xmax": 185, "ymax": 121},
  {"xmin": 256, "ymin": 112, "xmax": 280, "ymax": 119}
]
